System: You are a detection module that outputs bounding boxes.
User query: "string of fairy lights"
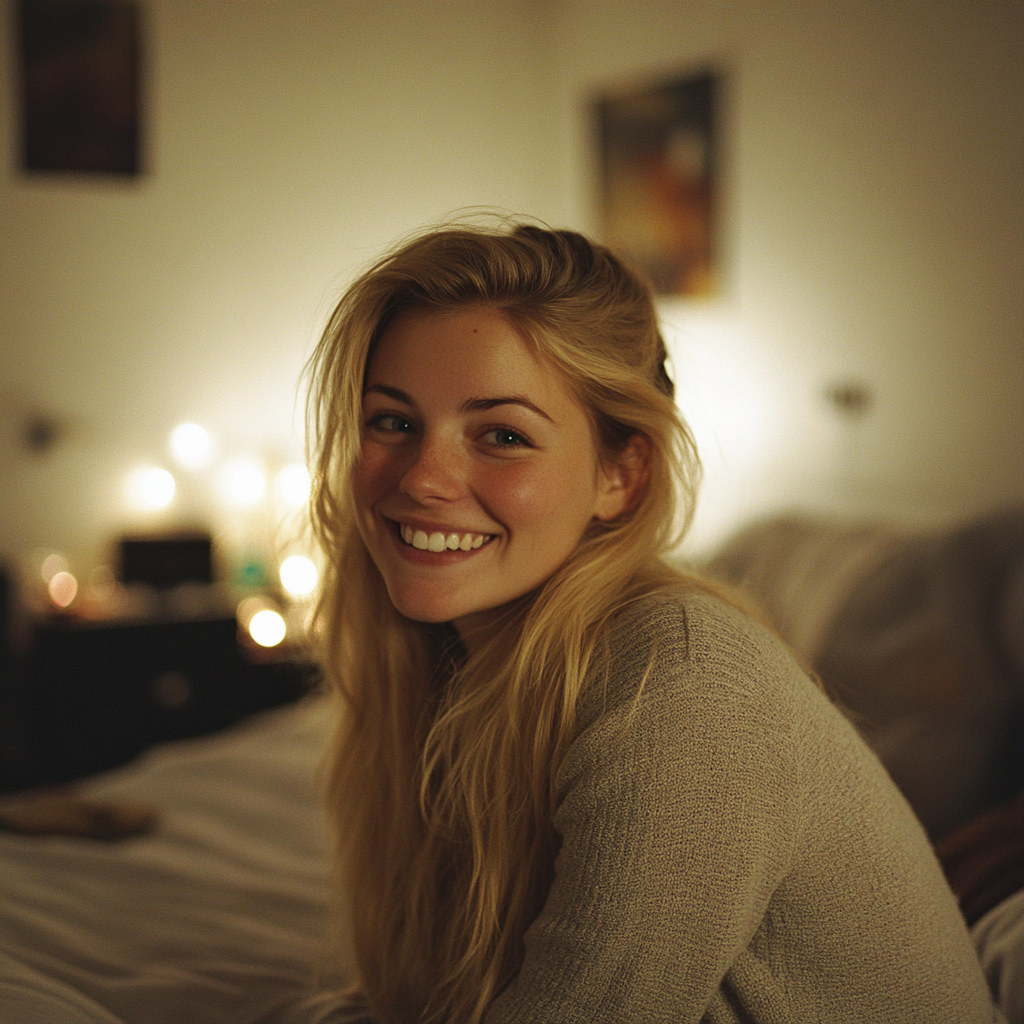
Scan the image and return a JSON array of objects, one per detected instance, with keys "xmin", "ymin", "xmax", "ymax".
[{"xmin": 31, "ymin": 422, "xmax": 320, "ymax": 649}]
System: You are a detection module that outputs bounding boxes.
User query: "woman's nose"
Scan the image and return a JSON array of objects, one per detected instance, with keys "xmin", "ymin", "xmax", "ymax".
[{"xmin": 399, "ymin": 435, "xmax": 466, "ymax": 503}]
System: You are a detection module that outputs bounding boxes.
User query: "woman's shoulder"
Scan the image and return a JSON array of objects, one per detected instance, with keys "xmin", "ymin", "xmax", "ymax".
[
  {"xmin": 564, "ymin": 583, "xmax": 815, "ymax": 825},
  {"xmin": 601, "ymin": 582, "xmax": 802, "ymax": 691},
  {"xmin": 572, "ymin": 584, "xmax": 807, "ymax": 739},
  {"xmin": 576, "ymin": 580, "xmax": 839, "ymax": 755}
]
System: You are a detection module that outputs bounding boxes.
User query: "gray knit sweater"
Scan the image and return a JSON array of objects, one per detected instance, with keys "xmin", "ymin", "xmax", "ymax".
[{"xmin": 484, "ymin": 591, "xmax": 1001, "ymax": 1023}]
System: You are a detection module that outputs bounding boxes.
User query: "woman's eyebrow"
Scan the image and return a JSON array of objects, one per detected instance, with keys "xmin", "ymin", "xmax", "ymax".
[
  {"xmin": 458, "ymin": 396, "xmax": 555, "ymax": 423},
  {"xmin": 364, "ymin": 384, "xmax": 415, "ymax": 405}
]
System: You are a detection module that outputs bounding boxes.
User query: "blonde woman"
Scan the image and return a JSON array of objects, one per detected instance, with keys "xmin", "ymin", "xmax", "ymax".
[{"xmin": 305, "ymin": 222, "xmax": 998, "ymax": 1023}]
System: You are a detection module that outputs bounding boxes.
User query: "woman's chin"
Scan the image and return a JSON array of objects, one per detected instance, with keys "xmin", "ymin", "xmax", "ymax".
[
  {"xmin": 397, "ymin": 607, "xmax": 453, "ymax": 625},
  {"xmin": 387, "ymin": 588, "xmax": 466, "ymax": 625}
]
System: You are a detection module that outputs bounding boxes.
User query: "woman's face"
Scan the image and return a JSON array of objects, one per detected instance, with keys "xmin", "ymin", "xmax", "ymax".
[{"xmin": 352, "ymin": 305, "xmax": 625, "ymax": 640}]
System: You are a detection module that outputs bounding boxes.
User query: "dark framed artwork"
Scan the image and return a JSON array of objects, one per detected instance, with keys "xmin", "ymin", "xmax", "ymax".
[
  {"xmin": 597, "ymin": 71, "xmax": 720, "ymax": 297},
  {"xmin": 17, "ymin": 0, "xmax": 142, "ymax": 175}
]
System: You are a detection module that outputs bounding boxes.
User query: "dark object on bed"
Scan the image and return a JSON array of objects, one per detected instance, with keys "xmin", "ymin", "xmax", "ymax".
[
  {"xmin": 0, "ymin": 786, "xmax": 157, "ymax": 839},
  {"xmin": 705, "ymin": 507, "xmax": 1024, "ymax": 841},
  {"xmin": 937, "ymin": 788, "xmax": 1024, "ymax": 926}
]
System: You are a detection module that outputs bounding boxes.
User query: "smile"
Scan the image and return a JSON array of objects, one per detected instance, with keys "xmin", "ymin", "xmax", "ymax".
[{"xmin": 398, "ymin": 522, "xmax": 494, "ymax": 552}]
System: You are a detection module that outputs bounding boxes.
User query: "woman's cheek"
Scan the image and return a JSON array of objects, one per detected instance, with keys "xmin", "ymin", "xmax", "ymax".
[
  {"xmin": 479, "ymin": 464, "xmax": 553, "ymax": 523},
  {"xmin": 353, "ymin": 443, "xmax": 398, "ymax": 499},
  {"xmin": 497, "ymin": 466, "xmax": 594, "ymax": 547}
]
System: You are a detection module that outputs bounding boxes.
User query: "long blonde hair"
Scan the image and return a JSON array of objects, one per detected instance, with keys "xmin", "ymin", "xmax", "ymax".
[{"xmin": 306, "ymin": 220, "xmax": 701, "ymax": 1024}]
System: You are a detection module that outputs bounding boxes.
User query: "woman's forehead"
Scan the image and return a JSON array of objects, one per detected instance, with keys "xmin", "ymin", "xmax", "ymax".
[{"xmin": 370, "ymin": 306, "xmax": 540, "ymax": 385}]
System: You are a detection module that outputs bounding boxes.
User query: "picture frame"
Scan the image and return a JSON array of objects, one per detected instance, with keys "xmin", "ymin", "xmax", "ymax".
[
  {"xmin": 18, "ymin": 0, "xmax": 142, "ymax": 175},
  {"xmin": 597, "ymin": 71, "xmax": 720, "ymax": 297}
]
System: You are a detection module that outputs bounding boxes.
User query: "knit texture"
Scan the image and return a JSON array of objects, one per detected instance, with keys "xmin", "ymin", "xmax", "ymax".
[{"xmin": 485, "ymin": 591, "xmax": 1000, "ymax": 1023}]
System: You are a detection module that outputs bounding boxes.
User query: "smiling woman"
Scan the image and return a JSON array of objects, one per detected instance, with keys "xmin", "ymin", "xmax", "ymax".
[{"xmin": 303, "ymin": 221, "xmax": 999, "ymax": 1024}]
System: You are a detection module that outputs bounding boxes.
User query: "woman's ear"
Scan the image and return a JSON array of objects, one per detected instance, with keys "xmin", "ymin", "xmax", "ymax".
[{"xmin": 593, "ymin": 433, "xmax": 652, "ymax": 522}]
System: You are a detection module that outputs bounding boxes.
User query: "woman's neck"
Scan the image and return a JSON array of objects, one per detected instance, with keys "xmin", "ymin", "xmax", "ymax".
[
  {"xmin": 453, "ymin": 596, "xmax": 532, "ymax": 658},
  {"xmin": 452, "ymin": 608, "xmax": 504, "ymax": 658}
]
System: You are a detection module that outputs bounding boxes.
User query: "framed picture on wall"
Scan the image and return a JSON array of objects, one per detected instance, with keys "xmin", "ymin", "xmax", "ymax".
[
  {"xmin": 597, "ymin": 71, "xmax": 720, "ymax": 297},
  {"xmin": 17, "ymin": 0, "xmax": 142, "ymax": 175}
]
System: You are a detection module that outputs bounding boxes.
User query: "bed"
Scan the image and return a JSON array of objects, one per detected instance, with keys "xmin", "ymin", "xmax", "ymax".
[
  {"xmin": 0, "ymin": 696, "xmax": 355, "ymax": 1024},
  {"xmin": 2, "ymin": 508, "xmax": 1022, "ymax": 1022}
]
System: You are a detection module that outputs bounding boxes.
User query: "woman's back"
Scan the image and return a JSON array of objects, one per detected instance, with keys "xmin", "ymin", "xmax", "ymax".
[{"xmin": 487, "ymin": 589, "xmax": 999, "ymax": 1022}]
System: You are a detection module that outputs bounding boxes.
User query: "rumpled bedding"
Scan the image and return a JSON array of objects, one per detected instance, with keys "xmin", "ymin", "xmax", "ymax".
[{"xmin": 0, "ymin": 697, "xmax": 352, "ymax": 1024}]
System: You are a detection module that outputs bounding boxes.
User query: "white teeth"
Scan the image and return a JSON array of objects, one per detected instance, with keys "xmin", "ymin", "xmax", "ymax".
[{"xmin": 399, "ymin": 523, "xmax": 490, "ymax": 552}]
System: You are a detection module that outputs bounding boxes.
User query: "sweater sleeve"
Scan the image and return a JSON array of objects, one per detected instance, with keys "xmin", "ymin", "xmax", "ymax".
[{"xmin": 484, "ymin": 597, "xmax": 802, "ymax": 1024}]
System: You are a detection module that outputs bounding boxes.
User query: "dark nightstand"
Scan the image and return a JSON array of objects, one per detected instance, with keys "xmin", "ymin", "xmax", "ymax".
[{"xmin": 2, "ymin": 614, "xmax": 315, "ymax": 793}]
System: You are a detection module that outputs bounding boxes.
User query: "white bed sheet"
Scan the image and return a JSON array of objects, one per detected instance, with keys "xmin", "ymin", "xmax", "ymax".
[{"xmin": 0, "ymin": 697, "xmax": 352, "ymax": 1024}]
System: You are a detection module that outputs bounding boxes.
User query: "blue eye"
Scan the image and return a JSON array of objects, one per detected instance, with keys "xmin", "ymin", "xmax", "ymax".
[
  {"xmin": 483, "ymin": 428, "xmax": 528, "ymax": 448},
  {"xmin": 367, "ymin": 413, "xmax": 415, "ymax": 435}
]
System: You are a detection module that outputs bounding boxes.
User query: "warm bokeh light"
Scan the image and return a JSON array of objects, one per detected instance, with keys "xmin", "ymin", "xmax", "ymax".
[
  {"xmin": 276, "ymin": 463, "xmax": 311, "ymax": 507},
  {"xmin": 126, "ymin": 466, "xmax": 176, "ymax": 510},
  {"xmin": 279, "ymin": 554, "xmax": 318, "ymax": 596},
  {"xmin": 248, "ymin": 608, "xmax": 287, "ymax": 647},
  {"xmin": 222, "ymin": 458, "xmax": 266, "ymax": 506},
  {"xmin": 169, "ymin": 422, "xmax": 212, "ymax": 470},
  {"xmin": 40, "ymin": 552, "xmax": 68, "ymax": 583},
  {"xmin": 48, "ymin": 570, "xmax": 78, "ymax": 608}
]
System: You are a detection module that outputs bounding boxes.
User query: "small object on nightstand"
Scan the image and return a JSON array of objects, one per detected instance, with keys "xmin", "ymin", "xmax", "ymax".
[{"xmin": 119, "ymin": 534, "xmax": 213, "ymax": 588}]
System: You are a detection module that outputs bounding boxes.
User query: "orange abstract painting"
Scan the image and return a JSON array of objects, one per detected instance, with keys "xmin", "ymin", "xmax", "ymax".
[{"xmin": 598, "ymin": 72, "xmax": 719, "ymax": 297}]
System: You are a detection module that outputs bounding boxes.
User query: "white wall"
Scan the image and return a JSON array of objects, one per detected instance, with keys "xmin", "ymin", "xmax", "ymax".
[
  {"xmin": 547, "ymin": 0, "xmax": 1024, "ymax": 552},
  {"xmin": 0, "ymin": 0, "xmax": 561, "ymax": 573},
  {"xmin": 0, "ymin": 0, "xmax": 1021, "ymax": 578}
]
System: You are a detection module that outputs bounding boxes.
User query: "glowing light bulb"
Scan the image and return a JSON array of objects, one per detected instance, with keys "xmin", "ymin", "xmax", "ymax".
[
  {"xmin": 222, "ymin": 459, "xmax": 265, "ymax": 506},
  {"xmin": 170, "ymin": 422, "xmax": 212, "ymax": 470},
  {"xmin": 279, "ymin": 555, "xmax": 318, "ymax": 597},
  {"xmin": 48, "ymin": 571, "xmax": 78, "ymax": 608},
  {"xmin": 276, "ymin": 463, "xmax": 311, "ymax": 506},
  {"xmin": 126, "ymin": 466, "xmax": 176, "ymax": 510},
  {"xmin": 40, "ymin": 553, "xmax": 68, "ymax": 583},
  {"xmin": 248, "ymin": 608, "xmax": 286, "ymax": 647}
]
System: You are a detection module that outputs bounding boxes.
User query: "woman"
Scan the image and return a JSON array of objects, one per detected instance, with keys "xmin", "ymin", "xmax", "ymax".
[{"xmin": 305, "ymin": 221, "xmax": 998, "ymax": 1023}]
